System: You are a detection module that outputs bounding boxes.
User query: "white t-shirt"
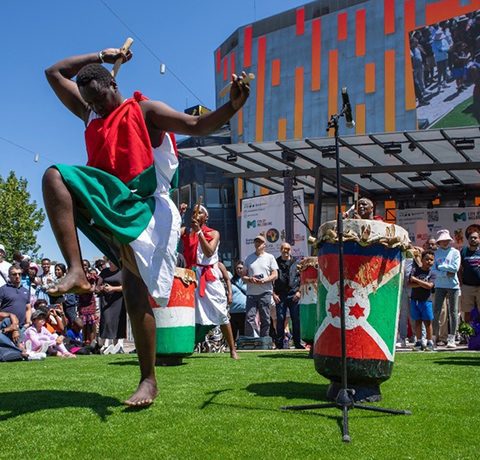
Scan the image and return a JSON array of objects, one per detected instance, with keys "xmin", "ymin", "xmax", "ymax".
[
  {"xmin": 0, "ymin": 260, "xmax": 12, "ymax": 288},
  {"xmin": 244, "ymin": 252, "xmax": 279, "ymax": 296}
]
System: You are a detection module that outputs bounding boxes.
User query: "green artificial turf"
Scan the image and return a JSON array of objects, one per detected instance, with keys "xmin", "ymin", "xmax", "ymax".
[
  {"xmin": 0, "ymin": 351, "xmax": 478, "ymax": 459},
  {"xmin": 430, "ymin": 95, "xmax": 478, "ymax": 129}
]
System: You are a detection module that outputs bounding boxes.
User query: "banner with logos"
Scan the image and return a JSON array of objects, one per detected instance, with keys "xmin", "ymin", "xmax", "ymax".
[
  {"xmin": 396, "ymin": 207, "xmax": 480, "ymax": 249},
  {"xmin": 240, "ymin": 190, "xmax": 308, "ymax": 259}
]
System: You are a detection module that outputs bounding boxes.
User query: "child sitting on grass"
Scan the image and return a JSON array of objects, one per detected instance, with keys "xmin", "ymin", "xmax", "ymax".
[
  {"xmin": 407, "ymin": 250, "xmax": 436, "ymax": 351},
  {"xmin": 23, "ymin": 310, "xmax": 76, "ymax": 358}
]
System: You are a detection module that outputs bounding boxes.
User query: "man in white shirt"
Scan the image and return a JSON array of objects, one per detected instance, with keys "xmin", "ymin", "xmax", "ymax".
[
  {"xmin": 243, "ymin": 234, "xmax": 278, "ymax": 338},
  {"xmin": 0, "ymin": 244, "xmax": 12, "ymax": 288}
]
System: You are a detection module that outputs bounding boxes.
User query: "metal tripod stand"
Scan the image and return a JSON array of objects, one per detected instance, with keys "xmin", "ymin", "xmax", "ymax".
[{"xmin": 282, "ymin": 105, "xmax": 411, "ymax": 443}]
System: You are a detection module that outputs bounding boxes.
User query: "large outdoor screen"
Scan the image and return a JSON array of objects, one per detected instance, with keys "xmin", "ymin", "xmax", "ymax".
[{"xmin": 410, "ymin": 11, "xmax": 480, "ymax": 129}]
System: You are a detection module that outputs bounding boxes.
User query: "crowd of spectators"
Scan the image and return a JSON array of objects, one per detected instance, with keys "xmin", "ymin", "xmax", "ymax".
[
  {"xmin": 398, "ymin": 226, "xmax": 480, "ymax": 351},
  {"xmin": 0, "ymin": 244, "xmax": 126, "ymax": 362},
  {"xmin": 410, "ymin": 13, "xmax": 480, "ymax": 110}
]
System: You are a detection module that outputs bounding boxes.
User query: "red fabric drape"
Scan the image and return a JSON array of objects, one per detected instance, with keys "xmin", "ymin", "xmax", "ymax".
[{"xmin": 85, "ymin": 92, "xmax": 153, "ymax": 183}]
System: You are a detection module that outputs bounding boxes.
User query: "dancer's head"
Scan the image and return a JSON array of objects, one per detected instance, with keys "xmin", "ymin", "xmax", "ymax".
[{"xmin": 77, "ymin": 64, "xmax": 122, "ymax": 118}]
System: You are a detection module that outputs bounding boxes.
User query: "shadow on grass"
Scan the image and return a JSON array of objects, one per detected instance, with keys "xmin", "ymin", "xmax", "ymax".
[
  {"xmin": 256, "ymin": 353, "xmax": 310, "ymax": 360},
  {"xmin": 0, "ymin": 390, "xmax": 121, "ymax": 421},
  {"xmin": 433, "ymin": 355, "xmax": 480, "ymax": 366},
  {"xmin": 247, "ymin": 381, "xmax": 329, "ymax": 401},
  {"xmin": 108, "ymin": 360, "xmax": 139, "ymax": 366}
]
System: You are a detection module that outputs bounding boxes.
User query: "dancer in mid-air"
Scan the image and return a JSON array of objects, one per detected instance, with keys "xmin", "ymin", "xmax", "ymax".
[{"xmin": 44, "ymin": 45, "xmax": 250, "ymax": 406}]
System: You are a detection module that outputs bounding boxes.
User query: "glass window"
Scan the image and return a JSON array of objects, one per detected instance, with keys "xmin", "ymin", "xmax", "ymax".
[
  {"xmin": 205, "ymin": 186, "xmax": 221, "ymax": 208},
  {"xmin": 221, "ymin": 185, "xmax": 234, "ymax": 206},
  {"xmin": 170, "ymin": 188, "xmax": 179, "ymax": 208},
  {"xmin": 194, "ymin": 183, "xmax": 204, "ymax": 204},
  {"xmin": 179, "ymin": 185, "xmax": 191, "ymax": 207}
]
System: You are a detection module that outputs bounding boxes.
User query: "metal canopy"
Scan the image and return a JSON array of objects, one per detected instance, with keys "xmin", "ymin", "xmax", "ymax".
[{"xmin": 178, "ymin": 126, "xmax": 480, "ymax": 201}]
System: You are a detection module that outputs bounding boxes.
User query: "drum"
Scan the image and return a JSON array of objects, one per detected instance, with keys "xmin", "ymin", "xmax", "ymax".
[
  {"xmin": 298, "ymin": 257, "xmax": 320, "ymax": 345},
  {"xmin": 314, "ymin": 219, "xmax": 410, "ymax": 401},
  {"xmin": 150, "ymin": 267, "xmax": 196, "ymax": 365}
]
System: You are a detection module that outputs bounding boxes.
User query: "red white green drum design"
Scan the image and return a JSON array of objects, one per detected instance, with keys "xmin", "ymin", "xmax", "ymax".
[
  {"xmin": 314, "ymin": 220, "xmax": 410, "ymax": 401},
  {"xmin": 298, "ymin": 258, "xmax": 320, "ymax": 344},
  {"xmin": 150, "ymin": 268, "xmax": 196, "ymax": 364}
]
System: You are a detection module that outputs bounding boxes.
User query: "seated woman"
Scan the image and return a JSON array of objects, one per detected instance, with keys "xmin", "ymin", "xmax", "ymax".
[{"xmin": 23, "ymin": 310, "xmax": 76, "ymax": 358}]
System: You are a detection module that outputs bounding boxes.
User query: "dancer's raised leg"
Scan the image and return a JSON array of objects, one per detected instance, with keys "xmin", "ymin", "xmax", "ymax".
[
  {"xmin": 42, "ymin": 167, "xmax": 91, "ymax": 294},
  {"xmin": 122, "ymin": 265, "xmax": 158, "ymax": 407}
]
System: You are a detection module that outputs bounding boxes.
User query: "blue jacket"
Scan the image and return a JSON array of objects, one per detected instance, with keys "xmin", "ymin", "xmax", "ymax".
[{"xmin": 433, "ymin": 246, "xmax": 460, "ymax": 289}]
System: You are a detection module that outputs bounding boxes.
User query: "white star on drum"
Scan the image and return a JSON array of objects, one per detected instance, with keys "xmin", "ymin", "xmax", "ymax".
[{"xmin": 325, "ymin": 280, "xmax": 370, "ymax": 330}]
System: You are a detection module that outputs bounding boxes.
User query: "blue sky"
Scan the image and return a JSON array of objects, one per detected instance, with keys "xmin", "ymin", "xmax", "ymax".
[{"xmin": 0, "ymin": 0, "xmax": 307, "ymax": 262}]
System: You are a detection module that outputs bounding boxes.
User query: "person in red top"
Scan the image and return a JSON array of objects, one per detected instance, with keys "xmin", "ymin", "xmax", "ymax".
[
  {"xmin": 43, "ymin": 46, "xmax": 250, "ymax": 406},
  {"xmin": 180, "ymin": 205, "xmax": 238, "ymax": 359}
]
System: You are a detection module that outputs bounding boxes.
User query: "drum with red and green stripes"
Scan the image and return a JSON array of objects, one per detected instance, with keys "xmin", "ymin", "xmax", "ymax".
[
  {"xmin": 298, "ymin": 258, "xmax": 320, "ymax": 344},
  {"xmin": 150, "ymin": 268, "xmax": 196, "ymax": 365},
  {"xmin": 314, "ymin": 219, "xmax": 410, "ymax": 401}
]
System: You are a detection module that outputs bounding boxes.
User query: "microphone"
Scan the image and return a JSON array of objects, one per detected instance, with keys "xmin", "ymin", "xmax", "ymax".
[{"xmin": 341, "ymin": 87, "xmax": 355, "ymax": 129}]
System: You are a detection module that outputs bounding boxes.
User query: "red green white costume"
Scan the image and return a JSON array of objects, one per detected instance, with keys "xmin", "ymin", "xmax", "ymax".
[
  {"xmin": 182, "ymin": 227, "xmax": 229, "ymax": 325},
  {"xmin": 55, "ymin": 92, "xmax": 180, "ymax": 307}
]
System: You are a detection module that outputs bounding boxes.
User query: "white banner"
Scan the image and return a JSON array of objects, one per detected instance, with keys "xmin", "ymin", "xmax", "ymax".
[
  {"xmin": 240, "ymin": 190, "xmax": 308, "ymax": 260},
  {"xmin": 396, "ymin": 207, "xmax": 480, "ymax": 249}
]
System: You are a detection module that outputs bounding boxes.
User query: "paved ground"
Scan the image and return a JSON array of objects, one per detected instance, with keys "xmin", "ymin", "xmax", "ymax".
[{"xmin": 417, "ymin": 78, "xmax": 473, "ymax": 127}]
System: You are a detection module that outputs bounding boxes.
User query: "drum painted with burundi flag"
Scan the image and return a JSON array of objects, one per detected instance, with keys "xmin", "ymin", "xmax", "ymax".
[
  {"xmin": 150, "ymin": 267, "xmax": 197, "ymax": 365},
  {"xmin": 298, "ymin": 257, "xmax": 320, "ymax": 345},
  {"xmin": 314, "ymin": 219, "xmax": 410, "ymax": 401}
]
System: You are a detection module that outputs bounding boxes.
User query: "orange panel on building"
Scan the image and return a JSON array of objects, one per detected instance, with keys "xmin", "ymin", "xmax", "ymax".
[
  {"xmin": 338, "ymin": 12, "xmax": 347, "ymax": 41},
  {"xmin": 384, "ymin": 0, "xmax": 395, "ymax": 35},
  {"xmin": 355, "ymin": 9, "xmax": 366, "ymax": 56},
  {"xmin": 272, "ymin": 59, "xmax": 281, "ymax": 86},
  {"xmin": 384, "ymin": 50, "xmax": 396, "ymax": 132},
  {"xmin": 278, "ymin": 118, "xmax": 287, "ymax": 141},
  {"xmin": 215, "ymin": 48, "xmax": 221, "ymax": 73},
  {"xmin": 426, "ymin": 0, "xmax": 480, "ymax": 25},
  {"xmin": 328, "ymin": 50, "xmax": 339, "ymax": 136},
  {"xmin": 237, "ymin": 108, "xmax": 243, "ymax": 137},
  {"xmin": 311, "ymin": 18, "xmax": 321, "ymax": 91},
  {"xmin": 260, "ymin": 187, "xmax": 269, "ymax": 196},
  {"xmin": 404, "ymin": 0, "xmax": 416, "ymax": 111},
  {"xmin": 355, "ymin": 103, "xmax": 366, "ymax": 134},
  {"xmin": 244, "ymin": 25, "xmax": 253, "ymax": 68},
  {"xmin": 294, "ymin": 67, "xmax": 304, "ymax": 139},
  {"xmin": 296, "ymin": 7, "xmax": 305, "ymax": 35},
  {"xmin": 236, "ymin": 178, "xmax": 243, "ymax": 217},
  {"xmin": 223, "ymin": 56, "xmax": 228, "ymax": 81},
  {"xmin": 230, "ymin": 51, "xmax": 236, "ymax": 77},
  {"xmin": 365, "ymin": 62, "xmax": 376, "ymax": 93},
  {"xmin": 255, "ymin": 36, "xmax": 266, "ymax": 142}
]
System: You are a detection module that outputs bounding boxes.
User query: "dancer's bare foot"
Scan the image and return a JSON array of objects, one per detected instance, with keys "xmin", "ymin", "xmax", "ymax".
[
  {"xmin": 47, "ymin": 271, "xmax": 91, "ymax": 295},
  {"xmin": 230, "ymin": 349, "xmax": 239, "ymax": 360},
  {"xmin": 124, "ymin": 378, "xmax": 158, "ymax": 407}
]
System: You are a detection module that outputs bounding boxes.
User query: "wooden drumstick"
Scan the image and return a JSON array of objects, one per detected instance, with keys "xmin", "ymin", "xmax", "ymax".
[
  {"xmin": 192, "ymin": 196, "xmax": 203, "ymax": 222},
  {"xmin": 219, "ymin": 72, "xmax": 255, "ymax": 98},
  {"xmin": 111, "ymin": 37, "xmax": 134, "ymax": 78}
]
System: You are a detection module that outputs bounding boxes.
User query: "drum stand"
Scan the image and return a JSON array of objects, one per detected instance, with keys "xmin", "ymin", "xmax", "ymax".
[{"xmin": 282, "ymin": 106, "xmax": 411, "ymax": 443}]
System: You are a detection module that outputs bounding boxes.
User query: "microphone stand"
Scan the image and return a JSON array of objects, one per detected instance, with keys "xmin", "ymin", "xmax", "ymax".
[{"xmin": 282, "ymin": 100, "xmax": 411, "ymax": 443}]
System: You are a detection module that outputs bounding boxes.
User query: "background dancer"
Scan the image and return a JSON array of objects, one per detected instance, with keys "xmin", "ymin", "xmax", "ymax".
[
  {"xmin": 181, "ymin": 205, "xmax": 238, "ymax": 359},
  {"xmin": 44, "ymin": 45, "xmax": 249, "ymax": 406}
]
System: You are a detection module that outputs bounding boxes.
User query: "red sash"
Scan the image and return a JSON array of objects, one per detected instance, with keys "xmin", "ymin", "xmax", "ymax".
[
  {"xmin": 85, "ymin": 91, "xmax": 153, "ymax": 184},
  {"xmin": 181, "ymin": 225, "xmax": 216, "ymax": 297}
]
